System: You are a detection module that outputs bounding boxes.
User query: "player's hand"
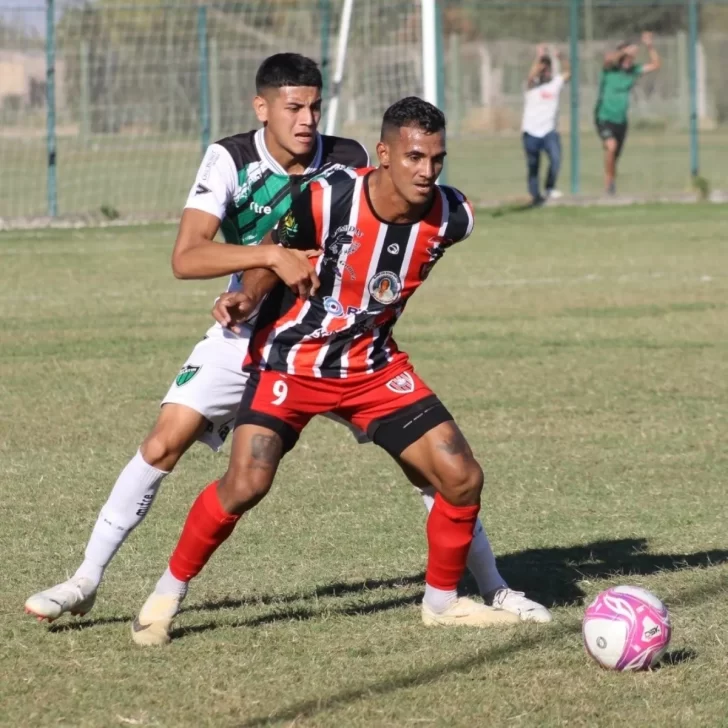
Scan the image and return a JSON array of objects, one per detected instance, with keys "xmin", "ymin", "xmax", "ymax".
[
  {"xmin": 641, "ymin": 31, "xmax": 654, "ymax": 47},
  {"xmin": 269, "ymin": 246, "xmax": 322, "ymax": 298},
  {"xmin": 537, "ymin": 43, "xmax": 548, "ymax": 57},
  {"xmin": 212, "ymin": 291, "xmax": 258, "ymax": 334}
]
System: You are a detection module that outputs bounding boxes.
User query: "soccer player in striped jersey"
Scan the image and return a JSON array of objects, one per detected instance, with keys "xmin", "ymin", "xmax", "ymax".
[{"xmin": 131, "ymin": 97, "xmax": 551, "ymax": 646}]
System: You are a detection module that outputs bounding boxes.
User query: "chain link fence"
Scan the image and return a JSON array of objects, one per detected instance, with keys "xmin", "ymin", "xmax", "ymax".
[{"xmin": 1, "ymin": 1, "xmax": 727, "ymax": 221}]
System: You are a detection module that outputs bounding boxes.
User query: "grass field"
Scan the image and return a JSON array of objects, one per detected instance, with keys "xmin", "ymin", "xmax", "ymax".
[
  {"xmin": 3, "ymin": 129, "xmax": 728, "ymax": 219},
  {"xmin": 2, "ymin": 204, "xmax": 727, "ymax": 727}
]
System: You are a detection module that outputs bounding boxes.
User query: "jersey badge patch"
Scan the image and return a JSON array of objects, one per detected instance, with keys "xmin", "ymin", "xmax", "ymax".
[
  {"xmin": 175, "ymin": 365, "xmax": 201, "ymax": 387},
  {"xmin": 386, "ymin": 372, "xmax": 415, "ymax": 394},
  {"xmin": 278, "ymin": 210, "xmax": 298, "ymax": 244},
  {"xmin": 369, "ymin": 271, "xmax": 402, "ymax": 305}
]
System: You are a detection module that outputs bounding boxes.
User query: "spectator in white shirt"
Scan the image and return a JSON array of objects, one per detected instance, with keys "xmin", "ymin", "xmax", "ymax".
[{"xmin": 521, "ymin": 45, "xmax": 571, "ymax": 205}]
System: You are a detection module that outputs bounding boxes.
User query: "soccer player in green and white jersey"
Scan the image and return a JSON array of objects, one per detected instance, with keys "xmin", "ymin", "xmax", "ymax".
[
  {"xmin": 25, "ymin": 54, "xmax": 550, "ymax": 627},
  {"xmin": 595, "ymin": 31, "xmax": 661, "ymax": 195}
]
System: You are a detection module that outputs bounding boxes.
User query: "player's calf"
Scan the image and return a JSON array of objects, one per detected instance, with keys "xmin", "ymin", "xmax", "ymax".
[{"xmin": 217, "ymin": 425, "xmax": 284, "ymax": 514}]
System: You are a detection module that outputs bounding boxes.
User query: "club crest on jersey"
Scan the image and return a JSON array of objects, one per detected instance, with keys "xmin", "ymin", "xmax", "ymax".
[
  {"xmin": 386, "ymin": 372, "xmax": 415, "ymax": 394},
  {"xmin": 278, "ymin": 210, "xmax": 298, "ymax": 244},
  {"xmin": 175, "ymin": 365, "xmax": 200, "ymax": 387},
  {"xmin": 368, "ymin": 271, "xmax": 401, "ymax": 305}
]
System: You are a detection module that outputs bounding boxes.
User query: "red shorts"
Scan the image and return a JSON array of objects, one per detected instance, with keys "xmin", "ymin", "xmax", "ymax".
[{"xmin": 236, "ymin": 361, "xmax": 451, "ymax": 456}]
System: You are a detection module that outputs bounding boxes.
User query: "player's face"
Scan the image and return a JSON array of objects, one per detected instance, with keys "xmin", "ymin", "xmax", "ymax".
[
  {"xmin": 620, "ymin": 46, "xmax": 638, "ymax": 69},
  {"xmin": 254, "ymin": 86, "xmax": 322, "ymax": 157},
  {"xmin": 379, "ymin": 126, "xmax": 446, "ymax": 206}
]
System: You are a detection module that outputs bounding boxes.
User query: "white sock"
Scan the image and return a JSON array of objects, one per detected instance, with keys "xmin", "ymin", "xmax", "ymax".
[
  {"xmin": 154, "ymin": 567, "xmax": 189, "ymax": 600},
  {"xmin": 419, "ymin": 486, "xmax": 507, "ymax": 597},
  {"xmin": 424, "ymin": 584, "xmax": 458, "ymax": 613},
  {"xmin": 73, "ymin": 450, "xmax": 168, "ymax": 587}
]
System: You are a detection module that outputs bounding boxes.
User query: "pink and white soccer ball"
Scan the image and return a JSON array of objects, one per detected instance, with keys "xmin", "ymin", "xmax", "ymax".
[{"xmin": 583, "ymin": 586, "xmax": 672, "ymax": 671}]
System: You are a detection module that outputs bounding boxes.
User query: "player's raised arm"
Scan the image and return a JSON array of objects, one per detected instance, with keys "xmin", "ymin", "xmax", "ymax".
[
  {"xmin": 640, "ymin": 32, "xmax": 661, "ymax": 74},
  {"xmin": 555, "ymin": 49, "xmax": 571, "ymax": 83},
  {"xmin": 527, "ymin": 44, "xmax": 548, "ymax": 87}
]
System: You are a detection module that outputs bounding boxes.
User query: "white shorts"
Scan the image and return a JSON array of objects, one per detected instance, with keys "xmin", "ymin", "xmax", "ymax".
[
  {"xmin": 161, "ymin": 333, "xmax": 250, "ymax": 451},
  {"xmin": 161, "ymin": 332, "xmax": 371, "ymax": 452}
]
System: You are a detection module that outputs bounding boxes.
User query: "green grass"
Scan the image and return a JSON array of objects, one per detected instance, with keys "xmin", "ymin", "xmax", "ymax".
[
  {"xmin": 3, "ymin": 130, "xmax": 728, "ymax": 218},
  {"xmin": 1, "ymin": 204, "xmax": 728, "ymax": 727}
]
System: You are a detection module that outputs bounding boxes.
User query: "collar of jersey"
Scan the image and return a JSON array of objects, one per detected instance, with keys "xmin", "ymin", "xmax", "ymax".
[{"xmin": 254, "ymin": 128, "xmax": 323, "ymax": 176}]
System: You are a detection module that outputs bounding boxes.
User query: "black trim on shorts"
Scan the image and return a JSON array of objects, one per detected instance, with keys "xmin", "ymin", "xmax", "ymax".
[
  {"xmin": 234, "ymin": 409, "xmax": 300, "ymax": 455},
  {"xmin": 367, "ymin": 394, "xmax": 453, "ymax": 457}
]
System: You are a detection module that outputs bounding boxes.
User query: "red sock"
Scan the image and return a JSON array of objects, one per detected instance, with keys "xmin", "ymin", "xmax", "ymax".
[
  {"xmin": 168, "ymin": 481, "xmax": 240, "ymax": 581},
  {"xmin": 426, "ymin": 493, "xmax": 480, "ymax": 590}
]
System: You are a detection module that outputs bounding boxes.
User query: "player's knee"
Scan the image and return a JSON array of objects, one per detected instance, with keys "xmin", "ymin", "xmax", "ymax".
[
  {"xmin": 218, "ymin": 466, "xmax": 273, "ymax": 514},
  {"xmin": 140, "ymin": 430, "xmax": 187, "ymax": 472},
  {"xmin": 440, "ymin": 459, "xmax": 484, "ymax": 507}
]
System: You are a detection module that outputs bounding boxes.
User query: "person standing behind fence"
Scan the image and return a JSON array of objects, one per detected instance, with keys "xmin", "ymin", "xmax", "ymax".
[
  {"xmin": 521, "ymin": 45, "xmax": 571, "ymax": 206},
  {"xmin": 595, "ymin": 31, "xmax": 661, "ymax": 195}
]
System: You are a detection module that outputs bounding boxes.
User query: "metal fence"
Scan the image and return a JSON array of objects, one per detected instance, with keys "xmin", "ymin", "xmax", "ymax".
[{"xmin": 1, "ymin": 1, "xmax": 727, "ymax": 221}]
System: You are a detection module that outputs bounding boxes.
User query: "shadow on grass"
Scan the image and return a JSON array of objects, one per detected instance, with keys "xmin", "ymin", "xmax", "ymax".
[
  {"xmin": 490, "ymin": 538, "xmax": 728, "ymax": 608},
  {"xmin": 185, "ymin": 573, "xmax": 423, "ymax": 614},
  {"xmin": 171, "ymin": 593, "xmax": 421, "ymax": 640},
  {"xmin": 190, "ymin": 537, "xmax": 728, "ymax": 618},
  {"xmin": 48, "ymin": 615, "xmax": 130, "ymax": 633},
  {"xmin": 656, "ymin": 648, "xmax": 698, "ymax": 668}
]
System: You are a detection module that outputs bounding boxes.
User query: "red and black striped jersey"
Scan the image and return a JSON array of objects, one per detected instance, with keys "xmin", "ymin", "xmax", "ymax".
[{"xmin": 245, "ymin": 169, "xmax": 474, "ymax": 379}]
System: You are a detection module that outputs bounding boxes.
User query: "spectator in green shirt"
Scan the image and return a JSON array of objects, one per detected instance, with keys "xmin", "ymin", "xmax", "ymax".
[{"xmin": 595, "ymin": 31, "xmax": 661, "ymax": 195}]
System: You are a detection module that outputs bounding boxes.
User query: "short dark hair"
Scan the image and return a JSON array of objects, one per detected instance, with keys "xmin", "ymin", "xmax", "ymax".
[
  {"xmin": 540, "ymin": 56, "xmax": 552, "ymax": 68},
  {"xmin": 255, "ymin": 53, "xmax": 322, "ymax": 93},
  {"xmin": 380, "ymin": 96, "xmax": 446, "ymax": 141}
]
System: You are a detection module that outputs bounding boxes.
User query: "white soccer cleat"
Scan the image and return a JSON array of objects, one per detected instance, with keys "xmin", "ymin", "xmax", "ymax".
[
  {"xmin": 486, "ymin": 588, "xmax": 553, "ymax": 624},
  {"xmin": 422, "ymin": 596, "xmax": 520, "ymax": 628},
  {"xmin": 131, "ymin": 592, "xmax": 183, "ymax": 646},
  {"xmin": 546, "ymin": 189, "xmax": 564, "ymax": 200},
  {"xmin": 24, "ymin": 577, "xmax": 97, "ymax": 623}
]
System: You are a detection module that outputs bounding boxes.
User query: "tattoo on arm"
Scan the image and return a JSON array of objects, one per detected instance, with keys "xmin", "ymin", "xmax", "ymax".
[
  {"xmin": 436, "ymin": 425, "xmax": 472, "ymax": 457},
  {"xmin": 249, "ymin": 434, "xmax": 282, "ymax": 470}
]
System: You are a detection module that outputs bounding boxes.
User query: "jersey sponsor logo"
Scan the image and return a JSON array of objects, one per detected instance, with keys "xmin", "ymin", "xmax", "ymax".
[
  {"xmin": 387, "ymin": 243, "xmax": 400, "ymax": 255},
  {"xmin": 368, "ymin": 271, "xmax": 401, "ymax": 305},
  {"xmin": 323, "ymin": 296, "xmax": 345, "ymax": 317},
  {"xmin": 195, "ymin": 183, "xmax": 211, "ymax": 195},
  {"xmin": 200, "ymin": 149, "xmax": 219, "ymax": 181},
  {"xmin": 249, "ymin": 201, "xmax": 272, "ymax": 214},
  {"xmin": 323, "ymin": 297, "xmax": 364, "ymax": 318},
  {"xmin": 175, "ymin": 365, "xmax": 200, "ymax": 386},
  {"xmin": 135, "ymin": 493, "xmax": 155, "ymax": 518},
  {"xmin": 332, "ymin": 224, "xmax": 363, "ymax": 239},
  {"xmin": 386, "ymin": 371, "xmax": 415, "ymax": 394}
]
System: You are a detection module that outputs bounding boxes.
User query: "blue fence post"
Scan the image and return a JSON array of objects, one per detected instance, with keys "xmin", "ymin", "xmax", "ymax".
[
  {"xmin": 687, "ymin": 0, "xmax": 699, "ymax": 178},
  {"xmin": 46, "ymin": 0, "xmax": 57, "ymax": 217},
  {"xmin": 197, "ymin": 6, "xmax": 210, "ymax": 154},
  {"xmin": 569, "ymin": 0, "xmax": 580, "ymax": 195}
]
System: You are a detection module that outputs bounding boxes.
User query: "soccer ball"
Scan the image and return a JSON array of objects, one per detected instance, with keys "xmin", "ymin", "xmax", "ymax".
[{"xmin": 582, "ymin": 585, "xmax": 672, "ymax": 671}]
